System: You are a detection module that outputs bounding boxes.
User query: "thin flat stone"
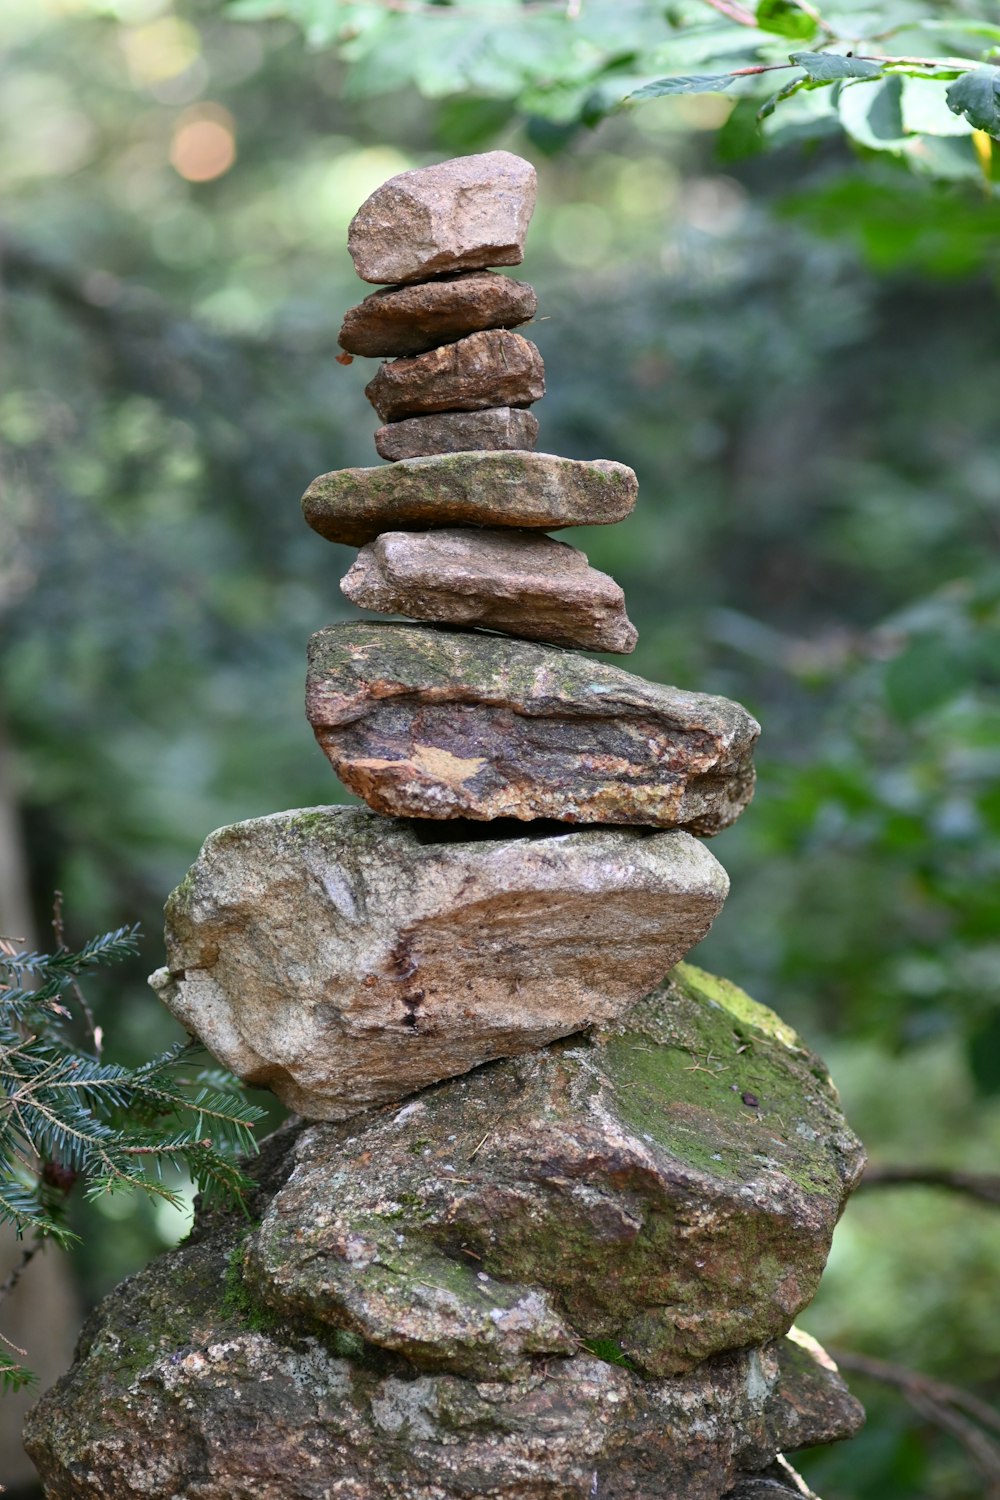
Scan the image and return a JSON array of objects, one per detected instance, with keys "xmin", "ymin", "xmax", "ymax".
[
  {"xmin": 341, "ymin": 528, "xmax": 638, "ymax": 654},
  {"xmin": 348, "ymin": 151, "xmax": 536, "ymax": 285},
  {"xmin": 365, "ymin": 330, "xmax": 544, "ymax": 423},
  {"xmin": 302, "ymin": 451, "xmax": 637, "ymax": 548},
  {"xmin": 149, "ymin": 806, "xmax": 730, "ymax": 1120},
  {"xmin": 306, "ymin": 623, "xmax": 759, "ymax": 831},
  {"xmin": 340, "ymin": 272, "xmax": 537, "ymax": 358},
  {"xmin": 375, "ymin": 407, "xmax": 538, "ymax": 461}
]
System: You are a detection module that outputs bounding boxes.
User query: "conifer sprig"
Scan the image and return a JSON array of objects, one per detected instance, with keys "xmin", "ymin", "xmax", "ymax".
[{"xmin": 0, "ymin": 922, "xmax": 267, "ymax": 1394}]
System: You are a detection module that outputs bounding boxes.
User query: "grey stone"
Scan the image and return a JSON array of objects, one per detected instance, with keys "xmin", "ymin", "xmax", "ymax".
[
  {"xmin": 365, "ymin": 329, "xmax": 544, "ymax": 423},
  {"xmin": 302, "ymin": 451, "xmax": 637, "ymax": 548},
  {"xmin": 374, "ymin": 406, "xmax": 538, "ymax": 461},
  {"xmin": 340, "ymin": 272, "xmax": 537, "ymax": 358},
  {"xmin": 242, "ymin": 964, "xmax": 865, "ymax": 1378},
  {"xmin": 348, "ymin": 150, "xmax": 536, "ymax": 285},
  {"xmin": 340, "ymin": 527, "xmax": 638, "ymax": 653},
  {"xmin": 306, "ymin": 623, "xmax": 759, "ymax": 831},
  {"xmin": 150, "ymin": 807, "xmax": 729, "ymax": 1121},
  {"xmin": 24, "ymin": 1059, "xmax": 864, "ymax": 1499}
]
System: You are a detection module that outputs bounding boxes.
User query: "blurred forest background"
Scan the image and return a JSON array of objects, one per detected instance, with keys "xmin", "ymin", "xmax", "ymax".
[{"xmin": 1, "ymin": 0, "xmax": 999, "ymax": 1495}]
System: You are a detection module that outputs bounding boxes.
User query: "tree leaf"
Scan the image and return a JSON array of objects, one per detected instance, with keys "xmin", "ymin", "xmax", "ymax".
[
  {"xmin": 756, "ymin": 0, "xmax": 817, "ymax": 42},
  {"xmin": 791, "ymin": 50, "xmax": 884, "ymax": 80},
  {"xmin": 628, "ymin": 73, "xmax": 738, "ymax": 100},
  {"xmin": 901, "ymin": 75, "xmax": 974, "ymax": 137},
  {"xmin": 946, "ymin": 66, "xmax": 1000, "ymax": 139},
  {"xmin": 838, "ymin": 74, "xmax": 908, "ymax": 150}
]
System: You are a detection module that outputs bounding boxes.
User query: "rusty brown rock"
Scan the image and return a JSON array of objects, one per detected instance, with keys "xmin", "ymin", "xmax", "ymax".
[
  {"xmin": 302, "ymin": 451, "xmax": 636, "ymax": 548},
  {"xmin": 149, "ymin": 806, "xmax": 729, "ymax": 1121},
  {"xmin": 366, "ymin": 330, "xmax": 544, "ymax": 423},
  {"xmin": 340, "ymin": 272, "xmax": 537, "ymax": 358},
  {"xmin": 341, "ymin": 528, "xmax": 638, "ymax": 653},
  {"xmin": 374, "ymin": 406, "xmax": 539, "ymax": 461},
  {"xmin": 306, "ymin": 622, "xmax": 759, "ymax": 831},
  {"xmin": 348, "ymin": 150, "xmax": 536, "ymax": 285}
]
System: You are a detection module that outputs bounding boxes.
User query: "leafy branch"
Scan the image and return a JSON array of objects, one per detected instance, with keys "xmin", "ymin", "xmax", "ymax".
[{"xmin": 0, "ymin": 921, "xmax": 266, "ymax": 1394}]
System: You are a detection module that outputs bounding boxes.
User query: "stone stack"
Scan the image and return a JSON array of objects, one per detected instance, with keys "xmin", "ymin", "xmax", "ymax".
[{"xmin": 25, "ymin": 154, "xmax": 865, "ymax": 1500}]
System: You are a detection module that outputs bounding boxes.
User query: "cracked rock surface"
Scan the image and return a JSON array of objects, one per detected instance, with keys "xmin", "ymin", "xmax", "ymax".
[
  {"xmin": 365, "ymin": 329, "xmax": 544, "ymax": 423},
  {"xmin": 374, "ymin": 406, "xmax": 538, "ymax": 461},
  {"xmin": 306, "ymin": 622, "xmax": 759, "ymax": 829},
  {"xmin": 150, "ymin": 807, "xmax": 729, "ymax": 1119}
]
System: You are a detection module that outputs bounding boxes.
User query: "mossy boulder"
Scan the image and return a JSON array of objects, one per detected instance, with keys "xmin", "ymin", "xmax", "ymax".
[
  {"xmin": 244, "ymin": 963, "xmax": 864, "ymax": 1379},
  {"xmin": 24, "ymin": 1111, "xmax": 863, "ymax": 1500}
]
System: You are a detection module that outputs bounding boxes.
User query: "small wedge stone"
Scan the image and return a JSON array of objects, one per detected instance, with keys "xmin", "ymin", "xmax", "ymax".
[
  {"xmin": 366, "ymin": 330, "xmax": 544, "ymax": 423},
  {"xmin": 340, "ymin": 272, "xmax": 537, "ymax": 358},
  {"xmin": 341, "ymin": 528, "xmax": 638, "ymax": 654},
  {"xmin": 374, "ymin": 407, "xmax": 538, "ymax": 461},
  {"xmin": 348, "ymin": 151, "xmax": 536, "ymax": 284},
  {"xmin": 149, "ymin": 806, "xmax": 730, "ymax": 1120},
  {"xmin": 306, "ymin": 623, "xmax": 759, "ymax": 831},
  {"xmin": 303, "ymin": 451, "xmax": 636, "ymax": 547}
]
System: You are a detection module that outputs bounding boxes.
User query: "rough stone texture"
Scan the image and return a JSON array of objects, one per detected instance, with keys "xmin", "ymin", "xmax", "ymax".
[
  {"xmin": 375, "ymin": 406, "xmax": 539, "ymax": 461},
  {"xmin": 302, "ymin": 451, "xmax": 637, "ymax": 548},
  {"xmin": 241, "ymin": 965, "xmax": 865, "ymax": 1378},
  {"xmin": 24, "ymin": 1024, "xmax": 863, "ymax": 1499},
  {"xmin": 340, "ymin": 272, "xmax": 537, "ymax": 358},
  {"xmin": 150, "ymin": 807, "xmax": 729, "ymax": 1120},
  {"xmin": 366, "ymin": 330, "xmax": 545, "ymax": 423},
  {"xmin": 306, "ymin": 623, "xmax": 759, "ymax": 831},
  {"xmin": 341, "ymin": 528, "xmax": 638, "ymax": 653},
  {"xmin": 348, "ymin": 150, "xmax": 536, "ymax": 285}
]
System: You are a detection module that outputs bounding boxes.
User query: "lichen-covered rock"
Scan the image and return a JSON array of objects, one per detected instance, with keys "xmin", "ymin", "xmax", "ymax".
[
  {"xmin": 348, "ymin": 150, "xmax": 536, "ymax": 284},
  {"xmin": 365, "ymin": 330, "xmax": 544, "ymax": 423},
  {"xmin": 341, "ymin": 527, "xmax": 638, "ymax": 653},
  {"xmin": 306, "ymin": 622, "xmax": 759, "ymax": 830},
  {"xmin": 340, "ymin": 272, "xmax": 537, "ymax": 358},
  {"xmin": 243, "ymin": 964, "xmax": 865, "ymax": 1378},
  {"xmin": 24, "ymin": 1116, "xmax": 864, "ymax": 1500},
  {"xmin": 375, "ymin": 406, "xmax": 539, "ymax": 461},
  {"xmin": 303, "ymin": 451, "xmax": 636, "ymax": 548},
  {"xmin": 150, "ymin": 807, "xmax": 729, "ymax": 1120}
]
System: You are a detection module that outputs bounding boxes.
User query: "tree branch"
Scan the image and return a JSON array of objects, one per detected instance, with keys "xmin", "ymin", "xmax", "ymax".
[
  {"xmin": 858, "ymin": 1164, "xmax": 1000, "ymax": 1207},
  {"xmin": 831, "ymin": 1347, "xmax": 1000, "ymax": 1441}
]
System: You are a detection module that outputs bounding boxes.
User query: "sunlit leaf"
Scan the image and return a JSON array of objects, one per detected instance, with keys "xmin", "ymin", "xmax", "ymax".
[
  {"xmin": 757, "ymin": 0, "xmax": 818, "ymax": 42},
  {"xmin": 628, "ymin": 73, "xmax": 739, "ymax": 100}
]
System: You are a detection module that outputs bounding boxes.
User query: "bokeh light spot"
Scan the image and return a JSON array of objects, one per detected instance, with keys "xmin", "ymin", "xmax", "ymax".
[{"xmin": 170, "ymin": 105, "xmax": 236, "ymax": 183}]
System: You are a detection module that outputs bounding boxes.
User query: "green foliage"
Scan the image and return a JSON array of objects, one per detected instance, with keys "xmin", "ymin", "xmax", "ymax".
[
  {"xmin": 222, "ymin": 0, "xmax": 1000, "ymax": 177},
  {"xmin": 0, "ymin": 926, "xmax": 266, "ymax": 1390}
]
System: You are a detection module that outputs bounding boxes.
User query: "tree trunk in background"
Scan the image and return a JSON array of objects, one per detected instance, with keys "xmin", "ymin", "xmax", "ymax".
[{"xmin": 0, "ymin": 711, "xmax": 79, "ymax": 1496}]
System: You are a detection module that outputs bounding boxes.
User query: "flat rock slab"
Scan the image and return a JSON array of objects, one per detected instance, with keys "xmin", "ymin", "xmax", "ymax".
[
  {"xmin": 150, "ymin": 807, "xmax": 729, "ymax": 1120},
  {"xmin": 375, "ymin": 406, "xmax": 538, "ymax": 461},
  {"xmin": 306, "ymin": 623, "xmax": 759, "ymax": 830},
  {"xmin": 348, "ymin": 150, "xmax": 536, "ymax": 285},
  {"xmin": 341, "ymin": 527, "xmax": 638, "ymax": 653},
  {"xmin": 24, "ymin": 1146, "xmax": 863, "ymax": 1499},
  {"xmin": 366, "ymin": 329, "xmax": 544, "ymax": 423},
  {"xmin": 340, "ymin": 272, "xmax": 537, "ymax": 358},
  {"xmin": 243, "ymin": 964, "xmax": 865, "ymax": 1379},
  {"xmin": 302, "ymin": 451, "xmax": 637, "ymax": 548}
]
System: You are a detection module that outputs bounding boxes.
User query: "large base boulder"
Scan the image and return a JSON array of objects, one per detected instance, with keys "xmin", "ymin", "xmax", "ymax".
[{"xmin": 24, "ymin": 1121, "xmax": 864, "ymax": 1500}]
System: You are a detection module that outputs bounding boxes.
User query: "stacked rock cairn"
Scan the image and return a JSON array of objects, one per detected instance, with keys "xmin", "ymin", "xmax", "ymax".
[{"xmin": 26, "ymin": 153, "xmax": 867, "ymax": 1500}]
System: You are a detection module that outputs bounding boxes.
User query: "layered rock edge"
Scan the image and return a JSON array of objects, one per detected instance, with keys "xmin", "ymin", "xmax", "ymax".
[
  {"xmin": 306, "ymin": 623, "xmax": 759, "ymax": 829},
  {"xmin": 302, "ymin": 451, "xmax": 637, "ymax": 548},
  {"xmin": 340, "ymin": 528, "xmax": 638, "ymax": 653},
  {"xmin": 149, "ymin": 806, "xmax": 729, "ymax": 1120}
]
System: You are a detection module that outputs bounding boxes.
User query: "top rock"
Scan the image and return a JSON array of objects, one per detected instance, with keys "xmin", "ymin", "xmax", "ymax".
[{"xmin": 348, "ymin": 151, "xmax": 537, "ymax": 285}]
